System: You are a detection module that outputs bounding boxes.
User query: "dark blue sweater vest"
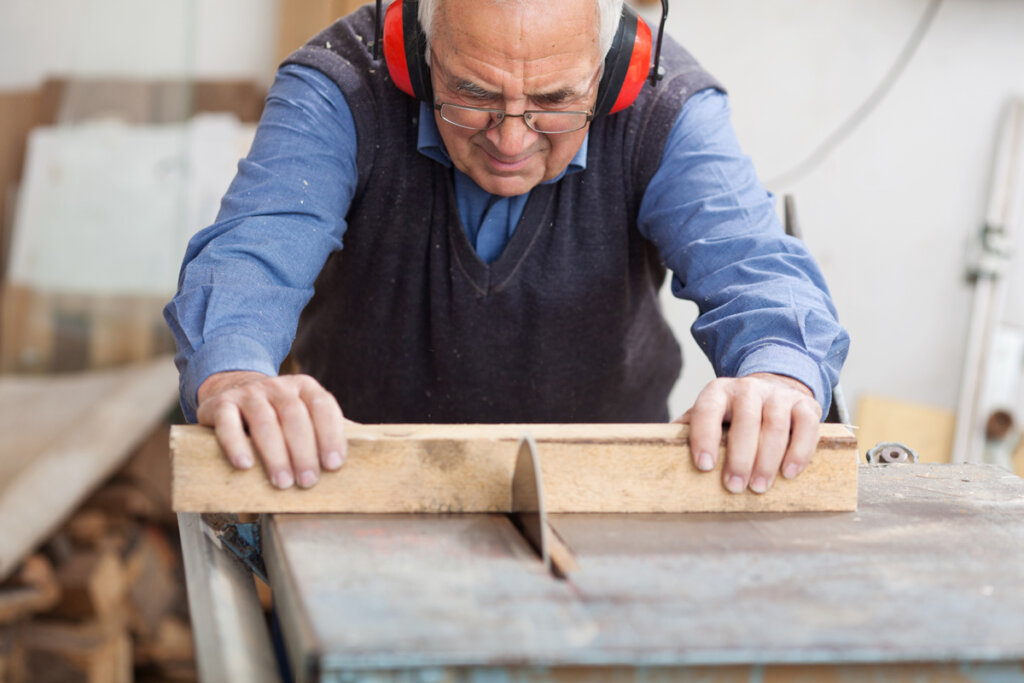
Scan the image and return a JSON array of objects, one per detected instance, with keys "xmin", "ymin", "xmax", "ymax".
[{"xmin": 285, "ymin": 6, "xmax": 721, "ymax": 423}]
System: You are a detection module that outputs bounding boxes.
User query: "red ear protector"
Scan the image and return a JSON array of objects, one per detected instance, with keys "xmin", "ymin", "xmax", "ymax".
[{"xmin": 376, "ymin": 0, "xmax": 668, "ymax": 117}]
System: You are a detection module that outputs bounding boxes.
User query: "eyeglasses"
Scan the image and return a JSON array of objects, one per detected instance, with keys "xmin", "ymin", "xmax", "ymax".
[{"xmin": 434, "ymin": 102, "xmax": 594, "ymax": 135}]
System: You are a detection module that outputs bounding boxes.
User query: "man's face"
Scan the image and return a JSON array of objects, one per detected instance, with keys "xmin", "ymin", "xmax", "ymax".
[{"xmin": 429, "ymin": 0, "xmax": 602, "ymax": 197}]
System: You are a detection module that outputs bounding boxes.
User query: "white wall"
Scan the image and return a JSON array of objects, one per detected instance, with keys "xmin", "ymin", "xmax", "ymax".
[
  {"xmin": 0, "ymin": 0, "xmax": 278, "ymax": 89},
  {"xmin": 2, "ymin": 0, "xmax": 1022, "ymax": 420},
  {"xmin": 653, "ymin": 0, "xmax": 1024, "ymax": 418}
]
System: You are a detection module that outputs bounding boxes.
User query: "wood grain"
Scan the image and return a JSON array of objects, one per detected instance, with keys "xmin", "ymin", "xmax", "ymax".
[
  {"xmin": 172, "ymin": 423, "xmax": 858, "ymax": 514},
  {"xmin": 0, "ymin": 357, "xmax": 179, "ymax": 581}
]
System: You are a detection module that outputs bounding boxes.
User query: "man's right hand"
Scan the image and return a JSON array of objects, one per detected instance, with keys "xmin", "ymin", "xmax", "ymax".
[{"xmin": 196, "ymin": 371, "xmax": 349, "ymax": 489}]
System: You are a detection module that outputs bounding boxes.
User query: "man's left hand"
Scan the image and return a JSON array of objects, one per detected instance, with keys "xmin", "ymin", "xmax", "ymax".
[{"xmin": 677, "ymin": 373, "xmax": 822, "ymax": 494}]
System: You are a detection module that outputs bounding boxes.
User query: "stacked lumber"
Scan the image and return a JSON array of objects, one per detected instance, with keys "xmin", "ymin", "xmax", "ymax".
[
  {"xmin": 0, "ymin": 358, "xmax": 187, "ymax": 681},
  {"xmin": 0, "ymin": 423, "xmax": 196, "ymax": 683}
]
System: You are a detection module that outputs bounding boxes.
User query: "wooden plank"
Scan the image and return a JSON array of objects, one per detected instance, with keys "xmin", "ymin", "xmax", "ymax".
[
  {"xmin": 277, "ymin": 0, "xmax": 366, "ymax": 64},
  {"xmin": 0, "ymin": 357, "xmax": 179, "ymax": 581},
  {"xmin": 0, "ymin": 89, "xmax": 43, "ymax": 284},
  {"xmin": 172, "ymin": 423, "xmax": 858, "ymax": 514},
  {"xmin": 267, "ymin": 464, "xmax": 1024, "ymax": 676},
  {"xmin": 40, "ymin": 77, "xmax": 265, "ymax": 125}
]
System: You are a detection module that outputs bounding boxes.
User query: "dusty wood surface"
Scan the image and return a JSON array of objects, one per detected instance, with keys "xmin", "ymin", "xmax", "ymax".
[
  {"xmin": 172, "ymin": 423, "xmax": 858, "ymax": 514},
  {"xmin": 0, "ymin": 357, "xmax": 179, "ymax": 581},
  {"xmin": 265, "ymin": 464, "xmax": 1024, "ymax": 678}
]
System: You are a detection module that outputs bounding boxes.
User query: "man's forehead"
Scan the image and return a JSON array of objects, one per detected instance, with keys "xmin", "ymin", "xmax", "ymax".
[
  {"xmin": 429, "ymin": 3, "xmax": 601, "ymax": 96},
  {"xmin": 430, "ymin": 0, "xmax": 601, "ymax": 64}
]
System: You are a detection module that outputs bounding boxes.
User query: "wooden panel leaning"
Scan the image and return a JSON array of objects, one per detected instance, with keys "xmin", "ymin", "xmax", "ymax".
[{"xmin": 172, "ymin": 423, "xmax": 859, "ymax": 514}]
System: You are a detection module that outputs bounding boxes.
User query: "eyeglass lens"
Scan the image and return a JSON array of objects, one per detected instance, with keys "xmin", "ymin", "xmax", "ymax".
[{"xmin": 438, "ymin": 103, "xmax": 590, "ymax": 134}]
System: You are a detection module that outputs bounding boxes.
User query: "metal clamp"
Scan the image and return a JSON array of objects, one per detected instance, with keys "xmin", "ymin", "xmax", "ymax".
[{"xmin": 200, "ymin": 513, "xmax": 268, "ymax": 583}]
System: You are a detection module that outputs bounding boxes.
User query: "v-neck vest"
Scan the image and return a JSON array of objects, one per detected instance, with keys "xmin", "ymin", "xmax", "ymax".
[{"xmin": 285, "ymin": 7, "xmax": 722, "ymax": 423}]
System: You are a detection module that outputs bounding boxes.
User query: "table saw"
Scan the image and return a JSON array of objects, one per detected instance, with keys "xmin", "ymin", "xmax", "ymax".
[{"xmin": 173, "ymin": 424, "xmax": 1024, "ymax": 681}]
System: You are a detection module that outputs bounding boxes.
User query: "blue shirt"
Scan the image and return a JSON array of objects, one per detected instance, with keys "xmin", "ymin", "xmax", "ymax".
[{"xmin": 165, "ymin": 64, "xmax": 849, "ymax": 422}]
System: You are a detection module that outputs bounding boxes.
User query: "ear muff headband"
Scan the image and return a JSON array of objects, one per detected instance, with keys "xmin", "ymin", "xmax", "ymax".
[
  {"xmin": 383, "ymin": 0, "xmax": 432, "ymax": 101},
  {"xmin": 382, "ymin": 0, "xmax": 651, "ymax": 116}
]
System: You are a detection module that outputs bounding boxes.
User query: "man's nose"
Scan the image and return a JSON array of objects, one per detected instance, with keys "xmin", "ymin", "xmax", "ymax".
[{"xmin": 486, "ymin": 113, "xmax": 536, "ymax": 156}]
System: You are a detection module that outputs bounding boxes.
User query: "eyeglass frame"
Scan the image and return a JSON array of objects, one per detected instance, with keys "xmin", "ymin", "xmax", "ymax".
[{"xmin": 433, "ymin": 102, "xmax": 595, "ymax": 135}]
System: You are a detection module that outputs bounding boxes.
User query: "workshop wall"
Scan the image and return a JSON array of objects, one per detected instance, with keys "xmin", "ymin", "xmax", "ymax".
[
  {"xmin": 0, "ymin": 0, "xmax": 278, "ymax": 90},
  {"xmin": 652, "ymin": 0, "xmax": 1024, "ymax": 428},
  {"xmin": 2, "ymin": 0, "xmax": 1022, "ymax": 433}
]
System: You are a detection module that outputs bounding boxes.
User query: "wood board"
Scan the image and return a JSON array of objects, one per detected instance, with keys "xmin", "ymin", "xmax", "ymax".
[
  {"xmin": 171, "ymin": 423, "xmax": 858, "ymax": 513},
  {"xmin": 0, "ymin": 356, "xmax": 179, "ymax": 581},
  {"xmin": 277, "ymin": 0, "xmax": 367, "ymax": 64},
  {"xmin": 856, "ymin": 394, "xmax": 955, "ymax": 463},
  {"xmin": 263, "ymin": 464, "xmax": 1024, "ymax": 680}
]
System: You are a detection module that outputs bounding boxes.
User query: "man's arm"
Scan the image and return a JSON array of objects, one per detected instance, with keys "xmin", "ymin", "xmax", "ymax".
[
  {"xmin": 164, "ymin": 64, "xmax": 358, "ymax": 487},
  {"xmin": 637, "ymin": 89, "xmax": 850, "ymax": 493}
]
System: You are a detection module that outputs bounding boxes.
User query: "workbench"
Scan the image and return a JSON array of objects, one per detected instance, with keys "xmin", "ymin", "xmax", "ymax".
[{"xmin": 179, "ymin": 461, "xmax": 1024, "ymax": 682}]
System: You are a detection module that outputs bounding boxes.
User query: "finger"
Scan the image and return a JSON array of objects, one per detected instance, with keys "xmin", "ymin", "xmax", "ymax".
[
  {"xmin": 277, "ymin": 396, "xmax": 320, "ymax": 488},
  {"xmin": 687, "ymin": 381, "xmax": 730, "ymax": 473},
  {"xmin": 209, "ymin": 403, "xmax": 255, "ymax": 470},
  {"xmin": 749, "ymin": 400, "xmax": 791, "ymax": 493},
  {"xmin": 674, "ymin": 409, "xmax": 691, "ymax": 425},
  {"xmin": 241, "ymin": 396, "xmax": 295, "ymax": 489},
  {"xmin": 781, "ymin": 399, "xmax": 822, "ymax": 479},
  {"xmin": 723, "ymin": 390, "xmax": 762, "ymax": 493},
  {"xmin": 301, "ymin": 386, "xmax": 348, "ymax": 471}
]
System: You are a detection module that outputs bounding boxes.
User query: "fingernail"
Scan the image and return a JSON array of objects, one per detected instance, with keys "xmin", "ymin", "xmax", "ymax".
[
  {"xmin": 298, "ymin": 470, "xmax": 318, "ymax": 488},
  {"xmin": 696, "ymin": 452, "xmax": 714, "ymax": 471},
  {"xmin": 235, "ymin": 453, "xmax": 254, "ymax": 469},
  {"xmin": 324, "ymin": 451, "xmax": 344, "ymax": 470},
  {"xmin": 725, "ymin": 475, "xmax": 745, "ymax": 493},
  {"xmin": 783, "ymin": 463, "xmax": 801, "ymax": 480},
  {"xmin": 273, "ymin": 471, "xmax": 294, "ymax": 489},
  {"xmin": 750, "ymin": 476, "xmax": 768, "ymax": 494}
]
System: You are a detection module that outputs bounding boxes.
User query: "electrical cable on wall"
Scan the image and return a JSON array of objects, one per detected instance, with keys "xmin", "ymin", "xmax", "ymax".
[{"xmin": 767, "ymin": 0, "xmax": 945, "ymax": 189}]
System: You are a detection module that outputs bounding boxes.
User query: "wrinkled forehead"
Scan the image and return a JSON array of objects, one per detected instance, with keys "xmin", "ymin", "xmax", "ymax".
[{"xmin": 430, "ymin": 0, "xmax": 603, "ymax": 75}]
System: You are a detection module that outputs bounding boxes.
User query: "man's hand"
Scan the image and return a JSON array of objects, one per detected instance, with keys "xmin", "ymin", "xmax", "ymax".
[
  {"xmin": 196, "ymin": 371, "xmax": 349, "ymax": 489},
  {"xmin": 677, "ymin": 373, "xmax": 822, "ymax": 494}
]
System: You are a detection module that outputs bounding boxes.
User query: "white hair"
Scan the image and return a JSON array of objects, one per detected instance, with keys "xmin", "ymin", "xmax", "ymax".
[{"xmin": 417, "ymin": 0, "xmax": 625, "ymax": 62}]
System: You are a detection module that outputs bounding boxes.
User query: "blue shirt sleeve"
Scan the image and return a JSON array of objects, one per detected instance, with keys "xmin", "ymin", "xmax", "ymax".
[
  {"xmin": 163, "ymin": 64, "xmax": 358, "ymax": 421},
  {"xmin": 637, "ymin": 89, "xmax": 850, "ymax": 414}
]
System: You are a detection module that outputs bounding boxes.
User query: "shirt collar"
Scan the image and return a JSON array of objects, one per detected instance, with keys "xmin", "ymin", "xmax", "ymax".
[{"xmin": 415, "ymin": 101, "xmax": 588, "ymax": 186}]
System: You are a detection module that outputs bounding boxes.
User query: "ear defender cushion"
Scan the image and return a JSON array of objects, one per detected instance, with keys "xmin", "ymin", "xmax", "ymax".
[
  {"xmin": 383, "ymin": 0, "xmax": 433, "ymax": 101},
  {"xmin": 593, "ymin": 6, "xmax": 653, "ymax": 116}
]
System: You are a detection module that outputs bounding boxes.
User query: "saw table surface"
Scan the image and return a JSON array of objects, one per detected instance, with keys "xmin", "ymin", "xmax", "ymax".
[{"xmin": 264, "ymin": 463, "xmax": 1024, "ymax": 680}]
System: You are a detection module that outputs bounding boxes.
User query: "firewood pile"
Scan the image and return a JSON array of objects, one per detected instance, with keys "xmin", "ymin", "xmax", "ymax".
[{"xmin": 0, "ymin": 424, "xmax": 196, "ymax": 682}]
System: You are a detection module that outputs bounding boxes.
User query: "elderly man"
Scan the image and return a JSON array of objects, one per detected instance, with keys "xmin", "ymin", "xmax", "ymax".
[{"xmin": 165, "ymin": 0, "xmax": 849, "ymax": 495}]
